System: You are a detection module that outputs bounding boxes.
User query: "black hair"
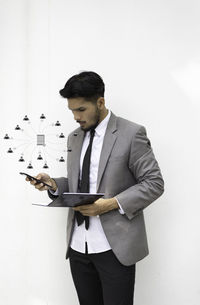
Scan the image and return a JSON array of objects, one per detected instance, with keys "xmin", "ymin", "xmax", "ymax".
[{"xmin": 59, "ymin": 71, "xmax": 105, "ymax": 103}]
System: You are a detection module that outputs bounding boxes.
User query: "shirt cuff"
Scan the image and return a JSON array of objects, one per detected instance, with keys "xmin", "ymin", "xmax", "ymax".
[
  {"xmin": 49, "ymin": 188, "xmax": 59, "ymax": 196},
  {"xmin": 115, "ymin": 197, "xmax": 125, "ymax": 215}
]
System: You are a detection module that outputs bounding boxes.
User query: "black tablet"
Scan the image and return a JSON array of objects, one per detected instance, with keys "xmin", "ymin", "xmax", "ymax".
[{"xmin": 32, "ymin": 193, "xmax": 104, "ymax": 207}]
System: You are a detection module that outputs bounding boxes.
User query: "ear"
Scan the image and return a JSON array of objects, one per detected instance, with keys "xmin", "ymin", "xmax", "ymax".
[{"xmin": 97, "ymin": 97, "xmax": 105, "ymax": 109}]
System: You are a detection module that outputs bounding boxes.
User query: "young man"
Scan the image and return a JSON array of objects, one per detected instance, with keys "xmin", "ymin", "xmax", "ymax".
[{"xmin": 27, "ymin": 71, "xmax": 164, "ymax": 305}]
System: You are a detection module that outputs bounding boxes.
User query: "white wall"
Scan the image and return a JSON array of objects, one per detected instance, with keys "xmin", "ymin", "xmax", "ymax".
[{"xmin": 0, "ymin": 0, "xmax": 200, "ymax": 304}]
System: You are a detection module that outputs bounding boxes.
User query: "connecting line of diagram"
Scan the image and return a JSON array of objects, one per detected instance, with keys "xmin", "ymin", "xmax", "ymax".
[
  {"xmin": 28, "ymin": 123, "xmax": 38, "ymax": 136},
  {"xmin": 7, "ymin": 138, "xmax": 32, "ymax": 142},
  {"xmin": 41, "ymin": 146, "xmax": 65, "ymax": 163},
  {"xmin": 19, "ymin": 130, "xmax": 33, "ymax": 140},
  {"xmin": 45, "ymin": 140, "xmax": 66, "ymax": 146},
  {"xmin": 15, "ymin": 141, "xmax": 35, "ymax": 152},
  {"xmin": 40, "ymin": 120, "xmax": 61, "ymax": 134},
  {"xmin": 41, "ymin": 123, "xmax": 55, "ymax": 133},
  {"xmin": 42, "ymin": 144, "xmax": 65, "ymax": 163},
  {"xmin": 30, "ymin": 145, "xmax": 38, "ymax": 162},
  {"xmin": 45, "ymin": 143, "xmax": 66, "ymax": 152},
  {"xmin": 38, "ymin": 119, "xmax": 46, "ymax": 134},
  {"xmin": 6, "ymin": 141, "xmax": 35, "ymax": 155}
]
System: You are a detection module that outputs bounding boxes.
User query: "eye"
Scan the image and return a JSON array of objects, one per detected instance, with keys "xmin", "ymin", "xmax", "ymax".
[{"xmin": 79, "ymin": 108, "xmax": 86, "ymax": 112}]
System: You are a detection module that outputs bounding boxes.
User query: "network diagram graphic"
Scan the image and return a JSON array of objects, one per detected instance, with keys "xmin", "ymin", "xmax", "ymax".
[{"xmin": 3, "ymin": 114, "xmax": 67, "ymax": 169}]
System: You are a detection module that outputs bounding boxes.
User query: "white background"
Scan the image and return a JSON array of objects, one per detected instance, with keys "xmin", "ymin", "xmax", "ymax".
[{"xmin": 0, "ymin": 0, "xmax": 200, "ymax": 304}]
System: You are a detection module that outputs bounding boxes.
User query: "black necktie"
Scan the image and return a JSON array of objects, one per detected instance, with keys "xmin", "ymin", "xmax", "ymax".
[{"xmin": 75, "ymin": 129, "xmax": 95, "ymax": 230}]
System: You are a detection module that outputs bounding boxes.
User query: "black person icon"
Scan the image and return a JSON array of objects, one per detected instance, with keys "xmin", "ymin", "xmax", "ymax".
[
  {"xmin": 27, "ymin": 162, "xmax": 33, "ymax": 169},
  {"xmin": 59, "ymin": 133, "xmax": 65, "ymax": 138},
  {"xmin": 40, "ymin": 114, "xmax": 46, "ymax": 119},
  {"xmin": 15, "ymin": 125, "xmax": 21, "ymax": 130},
  {"xmin": 43, "ymin": 162, "xmax": 49, "ymax": 169},
  {"xmin": 37, "ymin": 154, "xmax": 43, "ymax": 160},
  {"xmin": 55, "ymin": 121, "xmax": 61, "ymax": 126},
  {"xmin": 59, "ymin": 156, "xmax": 65, "ymax": 162},
  {"xmin": 23, "ymin": 115, "xmax": 29, "ymax": 121},
  {"xmin": 4, "ymin": 134, "xmax": 10, "ymax": 139},
  {"xmin": 19, "ymin": 156, "xmax": 25, "ymax": 162},
  {"xmin": 7, "ymin": 148, "xmax": 13, "ymax": 153}
]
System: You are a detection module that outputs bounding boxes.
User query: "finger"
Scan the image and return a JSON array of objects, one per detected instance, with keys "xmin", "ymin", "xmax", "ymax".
[
  {"xmin": 73, "ymin": 206, "xmax": 81, "ymax": 211},
  {"xmin": 79, "ymin": 205, "xmax": 92, "ymax": 211},
  {"xmin": 30, "ymin": 180, "xmax": 37, "ymax": 185},
  {"xmin": 82, "ymin": 211, "xmax": 95, "ymax": 216},
  {"xmin": 39, "ymin": 185, "xmax": 48, "ymax": 191},
  {"xmin": 34, "ymin": 183, "xmax": 44, "ymax": 189},
  {"xmin": 79, "ymin": 209, "xmax": 93, "ymax": 215},
  {"xmin": 73, "ymin": 207, "xmax": 89, "ymax": 214},
  {"xmin": 74, "ymin": 206, "xmax": 85, "ymax": 212},
  {"xmin": 77, "ymin": 204, "xmax": 92, "ymax": 210},
  {"xmin": 36, "ymin": 173, "xmax": 45, "ymax": 180}
]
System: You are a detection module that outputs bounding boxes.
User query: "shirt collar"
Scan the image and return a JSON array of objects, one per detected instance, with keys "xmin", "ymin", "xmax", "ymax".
[
  {"xmin": 95, "ymin": 110, "xmax": 111, "ymax": 137},
  {"xmin": 85, "ymin": 110, "xmax": 111, "ymax": 138}
]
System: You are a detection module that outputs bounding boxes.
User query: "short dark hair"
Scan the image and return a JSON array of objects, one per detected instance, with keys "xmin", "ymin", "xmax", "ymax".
[{"xmin": 59, "ymin": 71, "xmax": 105, "ymax": 103}]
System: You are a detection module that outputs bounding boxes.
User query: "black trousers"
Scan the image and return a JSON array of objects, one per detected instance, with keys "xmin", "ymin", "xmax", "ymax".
[{"xmin": 68, "ymin": 244, "xmax": 136, "ymax": 305}]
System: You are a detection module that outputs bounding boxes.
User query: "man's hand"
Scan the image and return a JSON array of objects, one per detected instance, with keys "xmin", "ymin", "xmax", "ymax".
[
  {"xmin": 73, "ymin": 197, "xmax": 119, "ymax": 216},
  {"xmin": 25, "ymin": 173, "xmax": 57, "ymax": 192}
]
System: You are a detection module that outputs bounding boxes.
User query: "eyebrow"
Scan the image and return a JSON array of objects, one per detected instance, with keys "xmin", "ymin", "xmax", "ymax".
[{"xmin": 68, "ymin": 106, "xmax": 86, "ymax": 111}]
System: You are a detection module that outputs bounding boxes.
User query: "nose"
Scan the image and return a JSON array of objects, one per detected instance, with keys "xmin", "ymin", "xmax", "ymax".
[{"xmin": 73, "ymin": 112, "xmax": 81, "ymax": 121}]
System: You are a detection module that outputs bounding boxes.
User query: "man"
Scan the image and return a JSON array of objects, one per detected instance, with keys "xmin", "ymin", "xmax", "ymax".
[{"xmin": 27, "ymin": 71, "xmax": 164, "ymax": 305}]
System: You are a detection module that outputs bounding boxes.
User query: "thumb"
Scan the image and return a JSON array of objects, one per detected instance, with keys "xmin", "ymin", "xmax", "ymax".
[{"xmin": 36, "ymin": 174, "xmax": 42, "ymax": 180}]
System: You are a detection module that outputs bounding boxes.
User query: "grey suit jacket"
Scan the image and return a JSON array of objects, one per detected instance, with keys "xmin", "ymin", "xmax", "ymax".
[{"xmin": 50, "ymin": 112, "xmax": 164, "ymax": 266}]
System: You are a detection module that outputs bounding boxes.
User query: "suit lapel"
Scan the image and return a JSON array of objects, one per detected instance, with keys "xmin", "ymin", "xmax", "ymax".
[
  {"xmin": 70, "ymin": 129, "xmax": 85, "ymax": 192},
  {"xmin": 96, "ymin": 113, "xmax": 118, "ymax": 192}
]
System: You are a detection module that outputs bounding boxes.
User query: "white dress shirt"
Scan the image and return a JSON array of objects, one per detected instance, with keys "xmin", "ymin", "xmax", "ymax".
[{"xmin": 70, "ymin": 110, "xmax": 124, "ymax": 254}]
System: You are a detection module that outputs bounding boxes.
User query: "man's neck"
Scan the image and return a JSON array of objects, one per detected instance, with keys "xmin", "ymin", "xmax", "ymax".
[{"xmin": 99, "ymin": 108, "xmax": 109, "ymax": 124}]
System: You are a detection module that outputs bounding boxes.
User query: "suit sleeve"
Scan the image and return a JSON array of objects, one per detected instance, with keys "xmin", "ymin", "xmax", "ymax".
[
  {"xmin": 115, "ymin": 126, "xmax": 164, "ymax": 220},
  {"xmin": 47, "ymin": 177, "xmax": 69, "ymax": 199}
]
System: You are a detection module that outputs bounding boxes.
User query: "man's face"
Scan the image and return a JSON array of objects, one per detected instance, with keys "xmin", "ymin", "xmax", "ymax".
[{"xmin": 68, "ymin": 97, "xmax": 101, "ymax": 131}]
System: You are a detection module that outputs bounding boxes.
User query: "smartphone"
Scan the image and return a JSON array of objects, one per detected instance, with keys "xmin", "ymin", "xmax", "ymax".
[{"xmin": 20, "ymin": 172, "xmax": 53, "ymax": 189}]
